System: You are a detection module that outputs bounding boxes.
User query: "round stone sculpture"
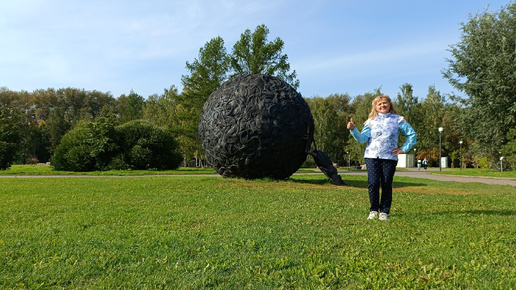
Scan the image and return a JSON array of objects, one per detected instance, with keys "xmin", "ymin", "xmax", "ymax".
[{"xmin": 199, "ymin": 74, "xmax": 314, "ymax": 179}]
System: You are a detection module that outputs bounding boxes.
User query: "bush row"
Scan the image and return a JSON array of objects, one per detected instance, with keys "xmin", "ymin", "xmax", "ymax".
[{"xmin": 51, "ymin": 120, "xmax": 182, "ymax": 171}]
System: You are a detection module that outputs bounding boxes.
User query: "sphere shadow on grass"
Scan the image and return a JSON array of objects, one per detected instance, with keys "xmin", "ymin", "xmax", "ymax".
[{"xmin": 199, "ymin": 74, "xmax": 314, "ymax": 180}]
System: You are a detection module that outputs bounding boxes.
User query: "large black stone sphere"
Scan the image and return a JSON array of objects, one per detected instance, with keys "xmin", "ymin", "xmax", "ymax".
[{"xmin": 199, "ymin": 74, "xmax": 314, "ymax": 179}]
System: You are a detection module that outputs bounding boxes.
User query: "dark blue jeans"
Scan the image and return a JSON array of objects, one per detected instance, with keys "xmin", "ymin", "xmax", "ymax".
[{"xmin": 365, "ymin": 158, "xmax": 397, "ymax": 214}]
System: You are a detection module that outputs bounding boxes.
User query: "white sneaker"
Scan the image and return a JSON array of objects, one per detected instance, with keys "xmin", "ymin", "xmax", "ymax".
[
  {"xmin": 367, "ymin": 211, "xmax": 378, "ymax": 220},
  {"xmin": 379, "ymin": 212, "xmax": 388, "ymax": 221}
]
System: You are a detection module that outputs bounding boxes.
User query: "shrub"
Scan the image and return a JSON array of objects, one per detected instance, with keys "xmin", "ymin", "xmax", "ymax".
[
  {"xmin": 51, "ymin": 121, "xmax": 119, "ymax": 171},
  {"xmin": 25, "ymin": 157, "xmax": 39, "ymax": 164},
  {"xmin": 114, "ymin": 120, "xmax": 182, "ymax": 170},
  {"xmin": 478, "ymin": 156, "xmax": 489, "ymax": 169},
  {"xmin": 51, "ymin": 119, "xmax": 182, "ymax": 171},
  {"xmin": 108, "ymin": 153, "xmax": 130, "ymax": 170}
]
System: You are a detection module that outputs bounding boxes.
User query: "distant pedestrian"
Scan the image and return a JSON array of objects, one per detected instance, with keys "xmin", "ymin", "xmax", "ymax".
[
  {"xmin": 347, "ymin": 95, "xmax": 417, "ymax": 221},
  {"xmin": 417, "ymin": 157, "xmax": 422, "ymax": 170},
  {"xmin": 423, "ymin": 158, "xmax": 428, "ymax": 170}
]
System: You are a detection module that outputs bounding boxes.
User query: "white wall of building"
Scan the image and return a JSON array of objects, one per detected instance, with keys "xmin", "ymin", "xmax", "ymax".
[{"xmin": 397, "ymin": 154, "xmax": 415, "ymax": 168}]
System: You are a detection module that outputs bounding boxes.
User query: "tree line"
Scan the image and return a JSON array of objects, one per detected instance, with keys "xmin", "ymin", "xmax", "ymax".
[{"xmin": 2, "ymin": 3, "xmax": 516, "ymax": 171}]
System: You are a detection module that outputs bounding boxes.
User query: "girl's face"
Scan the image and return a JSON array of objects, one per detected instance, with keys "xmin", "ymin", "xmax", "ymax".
[{"xmin": 375, "ymin": 98, "xmax": 390, "ymax": 114}]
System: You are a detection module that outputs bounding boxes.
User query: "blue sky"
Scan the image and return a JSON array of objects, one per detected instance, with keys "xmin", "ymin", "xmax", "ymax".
[{"xmin": 1, "ymin": 0, "xmax": 511, "ymax": 100}]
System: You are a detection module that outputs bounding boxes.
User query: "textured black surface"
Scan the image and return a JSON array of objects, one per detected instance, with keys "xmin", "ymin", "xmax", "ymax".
[
  {"xmin": 199, "ymin": 74, "xmax": 314, "ymax": 179},
  {"xmin": 310, "ymin": 150, "xmax": 348, "ymax": 186}
]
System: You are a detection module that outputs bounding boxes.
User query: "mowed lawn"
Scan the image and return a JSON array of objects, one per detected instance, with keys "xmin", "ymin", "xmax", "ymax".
[{"xmin": 1, "ymin": 172, "xmax": 515, "ymax": 289}]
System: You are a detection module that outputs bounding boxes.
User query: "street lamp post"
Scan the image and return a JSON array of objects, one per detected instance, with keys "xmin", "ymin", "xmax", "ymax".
[
  {"xmin": 346, "ymin": 151, "xmax": 350, "ymax": 168},
  {"xmin": 413, "ymin": 148, "xmax": 416, "ymax": 167},
  {"xmin": 459, "ymin": 140, "xmax": 463, "ymax": 170},
  {"xmin": 438, "ymin": 127, "xmax": 444, "ymax": 171},
  {"xmin": 500, "ymin": 156, "xmax": 504, "ymax": 173}
]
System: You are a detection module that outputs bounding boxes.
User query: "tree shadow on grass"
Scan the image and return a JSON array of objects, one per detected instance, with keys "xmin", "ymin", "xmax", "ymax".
[
  {"xmin": 288, "ymin": 177, "xmax": 335, "ymax": 186},
  {"xmin": 288, "ymin": 176, "xmax": 367, "ymax": 188},
  {"xmin": 401, "ymin": 210, "xmax": 516, "ymax": 217},
  {"xmin": 456, "ymin": 209, "xmax": 516, "ymax": 216},
  {"xmin": 393, "ymin": 182, "xmax": 427, "ymax": 188},
  {"xmin": 289, "ymin": 177, "xmax": 425, "ymax": 189}
]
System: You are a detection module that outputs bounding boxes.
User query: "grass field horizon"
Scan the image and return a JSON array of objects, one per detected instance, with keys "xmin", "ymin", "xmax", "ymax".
[{"xmin": 1, "ymin": 166, "xmax": 515, "ymax": 288}]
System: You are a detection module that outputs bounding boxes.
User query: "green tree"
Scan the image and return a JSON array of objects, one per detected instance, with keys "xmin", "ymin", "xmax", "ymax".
[
  {"xmin": 83, "ymin": 90, "xmax": 117, "ymax": 120},
  {"xmin": 306, "ymin": 97, "xmax": 339, "ymax": 152},
  {"xmin": 395, "ymin": 84, "xmax": 421, "ymax": 125},
  {"xmin": 29, "ymin": 88, "xmax": 60, "ymax": 122},
  {"xmin": 326, "ymin": 93, "xmax": 353, "ymax": 165},
  {"xmin": 0, "ymin": 107, "xmax": 25, "ymax": 169},
  {"xmin": 500, "ymin": 128, "xmax": 516, "ymax": 170},
  {"xmin": 306, "ymin": 93, "xmax": 352, "ymax": 165},
  {"xmin": 117, "ymin": 90, "xmax": 144, "ymax": 123},
  {"xmin": 179, "ymin": 36, "xmax": 229, "ymax": 165},
  {"xmin": 395, "ymin": 83, "xmax": 422, "ymax": 155},
  {"xmin": 230, "ymin": 24, "xmax": 299, "ymax": 89},
  {"xmin": 41, "ymin": 107, "xmax": 71, "ymax": 155},
  {"xmin": 143, "ymin": 86, "xmax": 180, "ymax": 129},
  {"xmin": 449, "ymin": 150, "xmax": 459, "ymax": 168},
  {"xmin": 417, "ymin": 86, "xmax": 447, "ymax": 157},
  {"xmin": 443, "ymin": 3, "xmax": 516, "ymax": 161}
]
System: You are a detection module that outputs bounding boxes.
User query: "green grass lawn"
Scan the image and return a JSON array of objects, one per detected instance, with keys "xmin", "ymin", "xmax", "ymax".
[
  {"xmin": 3, "ymin": 164, "xmax": 515, "ymax": 179},
  {"xmin": 1, "ymin": 168, "xmax": 515, "ymax": 288},
  {"xmin": 0, "ymin": 164, "xmax": 219, "ymax": 176}
]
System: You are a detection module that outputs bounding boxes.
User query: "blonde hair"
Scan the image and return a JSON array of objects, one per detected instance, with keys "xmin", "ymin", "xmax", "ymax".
[{"xmin": 367, "ymin": 95, "xmax": 397, "ymax": 121}]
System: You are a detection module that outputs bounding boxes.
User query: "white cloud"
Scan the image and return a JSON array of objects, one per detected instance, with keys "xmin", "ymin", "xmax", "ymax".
[{"xmin": 297, "ymin": 40, "xmax": 449, "ymax": 74}]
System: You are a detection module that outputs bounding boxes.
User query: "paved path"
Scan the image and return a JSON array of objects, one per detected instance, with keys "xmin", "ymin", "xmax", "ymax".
[{"xmin": 336, "ymin": 168, "xmax": 516, "ymax": 186}]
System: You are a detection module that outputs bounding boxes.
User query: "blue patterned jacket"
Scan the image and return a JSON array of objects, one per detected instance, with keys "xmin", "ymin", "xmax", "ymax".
[{"xmin": 350, "ymin": 113, "xmax": 417, "ymax": 161}]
